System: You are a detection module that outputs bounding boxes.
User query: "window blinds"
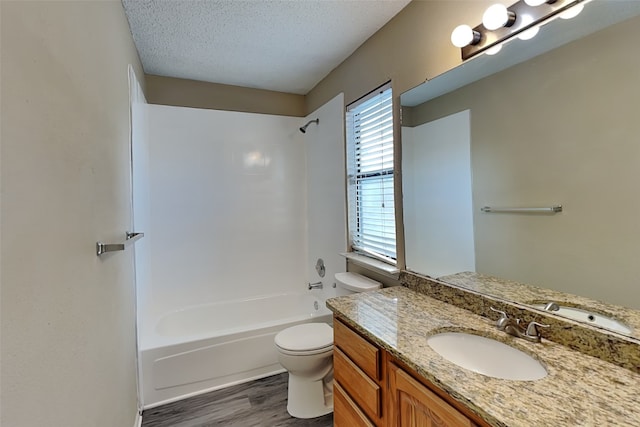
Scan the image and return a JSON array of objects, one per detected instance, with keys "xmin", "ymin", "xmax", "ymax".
[{"xmin": 346, "ymin": 85, "xmax": 396, "ymax": 263}]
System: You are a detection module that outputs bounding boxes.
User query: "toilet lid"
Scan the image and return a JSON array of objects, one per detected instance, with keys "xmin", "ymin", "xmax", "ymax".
[
  {"xmin": 335, "ymin": 272, "xmax": 382, "ymax": 292},
  {"xmin": 275, "ymin": 323, "xmax": 333, "ymax": 352}
]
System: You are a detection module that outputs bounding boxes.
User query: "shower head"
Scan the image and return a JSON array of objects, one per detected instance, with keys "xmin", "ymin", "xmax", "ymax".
[{"xmin": 299, "ymin": 118, "xmax": 319, "ymax": 134}]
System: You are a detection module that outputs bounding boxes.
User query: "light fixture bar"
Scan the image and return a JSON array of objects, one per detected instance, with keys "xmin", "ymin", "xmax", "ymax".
[{"xmin": 461, "ymin": 0, "xmax": 585, "ymax": 60}]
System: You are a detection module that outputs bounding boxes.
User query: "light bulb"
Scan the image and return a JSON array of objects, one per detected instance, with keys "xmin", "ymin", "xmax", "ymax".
[
  {"xmin": 482, "ymin": 4, "xmax": 516, "ymax": 30},
  {"xmin": 485, "ymin": 44, "xmax": 503, "ymax": 56},
  {"xmin": 451, "ymin": 25, "xmax": 479, "ymax": 48},
  {"xmin": 517, "ymin": 15, "xmax": 540, "ymax": 40},
  {"xmin": 518, "ymin": 26, "xmax": 539, "ymax": 40},
  {"xmin": 524, "ymin": 0, "xmax": 548, "ymax": 6},
  {"xmin": 560, "ymin": 3, "xmax": 584, "ymax": 19},
  {"xmin": 518, "ymin": 26, "xmax": 539, "ymax": 41}
]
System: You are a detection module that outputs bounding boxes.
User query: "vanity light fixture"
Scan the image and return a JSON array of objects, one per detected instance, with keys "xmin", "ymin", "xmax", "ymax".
[
  {"xmin": 482, "ymin": 4, "xmax": 517, "ymax": 30},
  {"xmin": 451, "ymin": 25, "xmax": 481, "ymax": 48},
  {"xmin": 524, "ymin": 0, "xmax": 556, "ymax": 6},
  {"xmin": 451, "ymin": 0, "xmax": 587, "ymax": 60},
  {"xmin": 517, "ymin": 15, "xmax": 540, "ymax": 40},
  {"xmin": 559, "ymin": 3, "xmax": 584, "ymax": 19},
  {"xmin": 485, "ymin": 44, "xmax": 503, "ymax": 55}
]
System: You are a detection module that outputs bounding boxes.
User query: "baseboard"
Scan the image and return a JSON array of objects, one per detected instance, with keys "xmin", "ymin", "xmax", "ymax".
[
  {"xmin": 134, "ymin": 411, "xmax": 143, "ymax": 427},
  {"xmin": 143, "ymin": 368, "xmax": 286, "ymax": 410}
]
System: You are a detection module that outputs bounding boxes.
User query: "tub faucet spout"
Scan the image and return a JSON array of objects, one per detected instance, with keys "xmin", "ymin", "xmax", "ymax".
[{"xmin": 308, "ymin": 281, "xmax": 323, "ymax": 290}]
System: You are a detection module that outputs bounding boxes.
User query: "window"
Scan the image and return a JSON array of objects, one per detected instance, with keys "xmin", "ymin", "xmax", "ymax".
[{"xmin": 346, "ymin": 83, "xmax": 396, "ymax": 264}]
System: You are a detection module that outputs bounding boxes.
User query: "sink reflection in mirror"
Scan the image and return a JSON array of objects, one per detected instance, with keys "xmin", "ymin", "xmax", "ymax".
[
  {"xmin": 400, "ymin": 0, "xmax": 640, "ymax": 339},
  {"xmin": 427, "ymin": 332, "xmax": 547, "ymax": 381},
  {"xmin": 530, "ymin": 303, "xmax": 632, "ymax": 335},
  {"xmin": 439, "ymin": 271, "xmax": 640, "ymax": 340}
]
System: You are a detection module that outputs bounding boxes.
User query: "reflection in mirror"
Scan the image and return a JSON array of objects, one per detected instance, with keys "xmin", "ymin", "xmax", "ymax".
[
  {"xmin": 529, "ymin": 304, "xmax": 632, "ymax": 335},
  {"xmin": 403, "ymin": 110, "xmax": 475, "ymax": 277},
  {"xmin": 400, "ymin": 0, "xmax": 640, "ymax": 338},
  {"xmin": 440, "ymin": 271, "xmax": 640, "ymax": 338}
]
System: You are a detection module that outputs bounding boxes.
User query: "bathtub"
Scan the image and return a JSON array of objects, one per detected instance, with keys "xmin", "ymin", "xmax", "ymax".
[{"xmin": 139, "ymin": 292, "xmax": 332, "ymax": 408}]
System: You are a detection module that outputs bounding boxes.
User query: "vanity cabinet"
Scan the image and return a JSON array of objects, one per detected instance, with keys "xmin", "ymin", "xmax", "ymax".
[
  {"xmin": 387, "ymin": 362, "xmax": 477, "ymax": 427},
  {"xmin": 333, "ymin": 316, "xmax": 488, "ymax": 427},
  {"xmin": 334, "ymin": 317, "xmax": 384, "ymax": 426},
  {"xmin": 334, "ymin": 381, "xmax": 376, "ymax": 427}
]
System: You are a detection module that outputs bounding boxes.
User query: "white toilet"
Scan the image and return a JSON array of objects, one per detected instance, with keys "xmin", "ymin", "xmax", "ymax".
[{"xmin": 274, "ymin": 272, "xmax": 382, "ymax": 418}]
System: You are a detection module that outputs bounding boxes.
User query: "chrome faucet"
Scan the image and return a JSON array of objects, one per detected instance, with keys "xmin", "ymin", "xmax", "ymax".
[
  {"xmin": 308, "ymin": 281, "xmax": 323, "ymax": 290},
  {"xmin": 490, "ymin": 307, "xmax": 549, "ymax": 343}
]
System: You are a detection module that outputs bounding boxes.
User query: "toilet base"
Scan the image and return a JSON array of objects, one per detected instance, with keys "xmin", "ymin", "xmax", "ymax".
[{"xmin": 286, "ymin": 373, "xmax": 333, "ymax": 419}]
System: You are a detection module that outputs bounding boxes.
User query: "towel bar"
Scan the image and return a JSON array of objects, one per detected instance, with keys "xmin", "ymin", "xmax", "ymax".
[{"xmin": 481, "ymin": 205, "xmax": 562, "ymax": 213}]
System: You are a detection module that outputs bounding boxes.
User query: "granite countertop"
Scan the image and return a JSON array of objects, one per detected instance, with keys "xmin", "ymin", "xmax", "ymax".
[{"xmin": 327, "ymin": 286, "xmax": 640, "ymax": 427}]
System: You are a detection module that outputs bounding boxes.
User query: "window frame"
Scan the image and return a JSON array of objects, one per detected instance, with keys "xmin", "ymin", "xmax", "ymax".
[{"xmin": 345, "ymin": 82, "xmax": 397, "ymax": 265}]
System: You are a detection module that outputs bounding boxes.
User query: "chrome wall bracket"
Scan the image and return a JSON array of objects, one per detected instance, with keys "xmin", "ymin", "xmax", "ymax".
[{"xmin": 96, "ymin": 232, "xmax": 144, "ymax": 256}]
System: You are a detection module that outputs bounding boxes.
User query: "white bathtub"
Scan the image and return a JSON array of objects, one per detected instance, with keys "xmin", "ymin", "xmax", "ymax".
[{"xmin": 140, "ymin": 292, "xmax": 332, "ymax": 408}]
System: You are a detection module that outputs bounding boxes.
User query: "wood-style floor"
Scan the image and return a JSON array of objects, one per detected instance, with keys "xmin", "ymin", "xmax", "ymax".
[{"xmin": 141, "ymin": 373, "xmax": 334, "ymax": 427}]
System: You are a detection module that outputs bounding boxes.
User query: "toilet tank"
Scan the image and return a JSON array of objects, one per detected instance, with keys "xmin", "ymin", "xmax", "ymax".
[{"xmin": 334, "ymin": 272, "xmax": 382, "ymax": 296}]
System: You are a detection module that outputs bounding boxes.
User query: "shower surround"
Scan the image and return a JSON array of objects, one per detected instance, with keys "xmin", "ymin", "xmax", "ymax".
[{"xmin": 133, "ymin": 95, "xmax": 346, "ymax": 406}]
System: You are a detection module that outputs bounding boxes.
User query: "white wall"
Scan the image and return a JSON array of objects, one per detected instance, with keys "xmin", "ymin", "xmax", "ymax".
[
  {"xmin": 141, "ymin": 105, "xmax": 307, "ymax": 319},
  {"xmin": 403, "ymin": 110, "xmax": 475, "ymax": 278},
  {"xmin": 303, "ymin": 94, "xmax": 347, "ymax": 298},
  {"xmin": 1, "ymin": 2, "xmax": 142, "ymax": 426}
]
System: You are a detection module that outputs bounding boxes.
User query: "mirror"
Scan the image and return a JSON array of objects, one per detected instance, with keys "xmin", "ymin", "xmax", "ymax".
[{"xmin": 400, "ymin": 0, "xmax": 640, "ymax": 338}]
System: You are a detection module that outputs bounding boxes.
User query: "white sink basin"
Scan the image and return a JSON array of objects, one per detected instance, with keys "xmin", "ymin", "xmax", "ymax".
[
  {"xmin": 531, "ymin": 304, "xmax": 632, "ymax": 335},
  {"xmin": 427, "ymin": 332, "xmax": 547, "ymax": 381}
]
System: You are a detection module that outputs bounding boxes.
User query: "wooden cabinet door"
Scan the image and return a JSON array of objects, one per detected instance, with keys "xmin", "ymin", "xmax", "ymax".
[{"xmin": 388, "ymin": 363, "xmax": 475, "ymax": 427}]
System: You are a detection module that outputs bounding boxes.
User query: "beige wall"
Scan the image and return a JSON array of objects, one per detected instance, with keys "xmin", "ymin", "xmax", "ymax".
[
  {"xmin": 145, "ymin": 74, "xmax": 306, "ymax": 117},
  {"xmin": 304, "ymin": 0, "xmax": 497, "ymax": 281},
  {"xmin": 305, "ymin": 0, "xmax": 499, "ymax": 112},
  {"xmin": 1, "ymin": 1, "xmax": 144, "ymax": 426},
  {"xmin": 305, "ymin": 1, "xmax": 640, "ymax": 308},
  {"xmin": 403, "ymin": 16, "xmax": 640, "ymax": 309},
  {"xmin": 145, "ymin": 1, "xmax": 502, "ymax": 117}
]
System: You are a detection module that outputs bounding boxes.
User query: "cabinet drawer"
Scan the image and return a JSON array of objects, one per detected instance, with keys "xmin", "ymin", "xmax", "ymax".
[
  {"xmin": 334, "ymin": 381, "xmax": 375, "ymax": 427},
  {"xmin": 334, "ymin": 318, "xmax": 380, "ymax": 380},
  {"xmin": 334, "ymin": 347, "xmax": 381, "ymax": 420}
]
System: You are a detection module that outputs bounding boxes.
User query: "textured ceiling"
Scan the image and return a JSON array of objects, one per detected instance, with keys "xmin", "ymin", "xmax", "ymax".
[{"xmin": 122, "ymin": 0, "xmax": 412, "ymax": 95}]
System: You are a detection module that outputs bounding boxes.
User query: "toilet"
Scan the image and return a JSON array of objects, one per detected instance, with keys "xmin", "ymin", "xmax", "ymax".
[{"xmin": 274, "ymin": 272, "xmax": 382, "ymax": 418}]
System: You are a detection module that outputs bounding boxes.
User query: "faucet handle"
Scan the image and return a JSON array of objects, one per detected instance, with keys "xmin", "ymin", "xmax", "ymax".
[
  {"xmin": 490, "ymin": 307, "xmax": 510, "ymax": 330},
  {"xmin": 490, "ymin": 306, "xmax": 508, "ymax": 317},
  {"xmin": 525, "ymin": 321, "xmax": 550, "ymax": 339}
]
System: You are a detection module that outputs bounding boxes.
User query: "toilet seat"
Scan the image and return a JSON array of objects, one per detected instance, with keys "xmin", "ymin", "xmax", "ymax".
[{"xmin": 275, "ymin": 323, "xmax": 333, "ymax": 355}]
